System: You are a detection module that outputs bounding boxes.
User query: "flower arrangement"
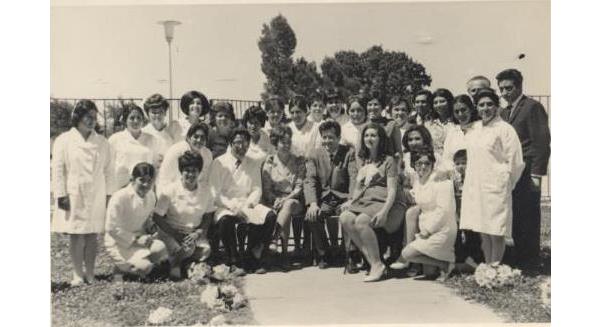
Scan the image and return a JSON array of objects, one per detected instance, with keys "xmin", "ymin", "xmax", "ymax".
[
  {"xmin": 147, "ymin": 306, "xmax": 173, "ymax": 325},
  {"xmin": 211, "ymin": 264, "xmax": 231, "ymax": 282},
  {"xmin": 200, "ymin": 283, "xmax": 247, "ymax": 311},
  {"xmin": 188, "ymin": 263, "xmax": 237, "ymax": 284},
  {"xmin": 188, "ymin": 262, "xmax": 212, "ymax": 284},
  {"xmin": 539, "ymin": 277, "xmax": 551, "ymax": 311},
  {"xmin": 474, "ymin": 262, "xmax": 522, "ymax": 289}
]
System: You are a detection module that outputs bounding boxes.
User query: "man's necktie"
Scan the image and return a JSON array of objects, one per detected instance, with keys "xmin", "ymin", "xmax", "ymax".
[{"xmin": 506, "ymin": 104, "xmax": 513, "ymax": 119}]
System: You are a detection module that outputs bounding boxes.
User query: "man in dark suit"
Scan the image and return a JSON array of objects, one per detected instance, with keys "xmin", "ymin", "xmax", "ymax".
[
  {"xmin": 496, "ymin": 69, "xmax": 551, "ymax": 270},
  {"xmin": 304, "ymin": 120, "xmax": 357, "ymax": 269}
]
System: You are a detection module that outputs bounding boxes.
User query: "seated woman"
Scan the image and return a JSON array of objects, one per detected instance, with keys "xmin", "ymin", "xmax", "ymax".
[
  {"xmin": 242, "ymin": 105, "xmax": 274, "ymax": 162},
  {"xmin": 105, "ymin": 162, "xmax": 168, "ymax": 280},
  {"xmin": 400, "ymin": 147, "xmax": 457, "ymax": 281},
  {"xmin": 261, "ymin": 125, "xmax": 306, "ymax": 270},
  {"xmin": 208, "ymin": 101, "xmax": 238, "ymax": 158},
  {"xmin": 157, "ymin": 122, "xmax": 213, "ymax": 191},
  {"xmin": 339, "ymin": 123, "xmax": 405, "ymax": 282},
  {"xmin": 153, "ymin": 151, "xmax": 214, "ymax": 279}
]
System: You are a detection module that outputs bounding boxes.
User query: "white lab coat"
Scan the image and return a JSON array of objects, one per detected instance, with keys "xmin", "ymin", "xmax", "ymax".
[
  {"xmin": 51, "ymin": 128, "xmax": 111, "ymax": 234},
  {"xmin": 156, "ymin": 141, "xmax": 213, "ymax": 192},
  {"xmin": 460, "ymin": 117, "xmax": 525, "ymax": 237},
  {"xmin": 209, "ymin": 151, "xmax": 271, "ymax": 224},
  {"xmin": 107, "ymin": 130, "xmax": 160, "ymax": 193},
  {"xmin": 104, "ymin": 185, "xmax": 157, "ymax": 261}
]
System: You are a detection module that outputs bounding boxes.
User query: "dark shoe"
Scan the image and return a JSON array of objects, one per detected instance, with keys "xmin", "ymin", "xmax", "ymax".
[
  {"xmin": 406, "ymin": 263, "xmax": 423, "ymax": 277},
  {"xmin": 229, "ymin": 264, "xmax": 246, "ymax": 277},
  {"xmin": 280, "ymin": 255, "xmax": 291, "ymax": 272},
  {"xmin": 318, "ymin": 257, "xmax": 328, "ymax": 269}
]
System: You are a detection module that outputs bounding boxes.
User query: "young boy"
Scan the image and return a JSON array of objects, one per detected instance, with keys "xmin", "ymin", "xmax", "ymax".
[{"xmin": 451, "ymin": 150, "xmax": 482, "ymax": 270}]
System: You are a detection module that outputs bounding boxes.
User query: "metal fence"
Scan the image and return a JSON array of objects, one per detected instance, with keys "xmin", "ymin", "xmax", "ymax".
[
  {"xmin": 529, "ymin": 95, "xmax": 551, "ymax": 201},
  {"xmin": 50, "ymin": 95, "xmax": 551, "ymax": 200}
]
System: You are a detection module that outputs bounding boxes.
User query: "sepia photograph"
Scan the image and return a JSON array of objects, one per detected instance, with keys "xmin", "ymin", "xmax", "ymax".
[{"xmin": 49, "ymin": 0, "xmax": 551, "ymax": 325}]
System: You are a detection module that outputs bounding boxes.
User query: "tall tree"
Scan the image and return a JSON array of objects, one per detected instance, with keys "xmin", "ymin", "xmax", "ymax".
[
  {"xmin": 321, "ymin": 46, "xmax": 432, "ymax": 103},
  {"xmin": 289, "ymin": 57, "xmax": 322, "ymax": 99},
  {"xmin": 258, "ymin": 14, "xmax": 297, "ymax": 102}
]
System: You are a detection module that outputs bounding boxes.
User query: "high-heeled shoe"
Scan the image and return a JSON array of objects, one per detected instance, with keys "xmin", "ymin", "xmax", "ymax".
[{"xmin": 363, "ymin": 264, "xmax": 388, "ymax": 282}]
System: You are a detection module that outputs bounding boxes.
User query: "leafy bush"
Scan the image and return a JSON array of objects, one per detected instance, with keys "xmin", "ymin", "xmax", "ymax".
[{"xmin": 50, "ymin": 99, "xmax": 74, "ymax": 138}]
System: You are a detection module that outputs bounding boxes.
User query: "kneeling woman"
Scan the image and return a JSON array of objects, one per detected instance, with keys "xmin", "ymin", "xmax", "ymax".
[
  {"xmin": 340, "ymin": 123, "xmax": 404, "ymax": 282},
  {"xmin": 105, "ymin": 163, "xmax": 168, "ymax": 279},
  {"xmin": 400, "ymin": 148, "xmax": 457, "ymax": 280},
  {"xmin": 153, "ymin": 151, "xmax": 214, "ymax": 279}
]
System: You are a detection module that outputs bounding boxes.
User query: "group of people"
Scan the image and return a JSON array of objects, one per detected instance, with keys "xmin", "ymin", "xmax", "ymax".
[{"xmin": 51, "ymin": 68, "xmax": 550, "ymax": 285}]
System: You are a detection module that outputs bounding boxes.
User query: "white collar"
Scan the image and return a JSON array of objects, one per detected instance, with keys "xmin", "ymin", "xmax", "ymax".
[{"xmin": 509, "ymin": 93, "xmax": 524, "ymax": 108}]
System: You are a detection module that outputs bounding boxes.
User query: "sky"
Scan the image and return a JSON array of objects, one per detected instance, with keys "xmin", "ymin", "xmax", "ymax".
[{"xmin": 50, "ymin": 0, "xmax": 550, "ymax": 100}]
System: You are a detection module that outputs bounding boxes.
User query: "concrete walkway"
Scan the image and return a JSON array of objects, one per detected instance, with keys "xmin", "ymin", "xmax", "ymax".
[{"xmin": 245, "ymin": 266, "xmax": 503, "ymax": 325}]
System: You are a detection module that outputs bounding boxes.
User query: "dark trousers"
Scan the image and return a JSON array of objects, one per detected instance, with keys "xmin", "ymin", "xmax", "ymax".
[
  {"xmin": 454, "ymin": 230, "xmax": 483, "ymax": 263},
  {"xmin": 509, "ymin": 163, "xmax": 542, "ymax": 268},
  {"xmin": 216, "ymin": 213, "xmax": 277, "ymax": 265}
]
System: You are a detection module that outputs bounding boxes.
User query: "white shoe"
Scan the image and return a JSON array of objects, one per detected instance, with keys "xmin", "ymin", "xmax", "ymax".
[
  {"xmin": 437, "ymin": 262, "xmax": 455, "ymax": 282},
  {"xmin": 390, "ymin": 260, "xmax": 410, "ymax": 270},
  {"xmin": 70, "ymin": 275, "xmax": 85, "ymax": 287}
]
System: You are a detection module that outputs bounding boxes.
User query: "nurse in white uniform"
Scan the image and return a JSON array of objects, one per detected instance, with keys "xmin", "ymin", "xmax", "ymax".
[
  {"xmin": 460, "ymin": 89, "xmax": 524, "ymax": 264},
  {"xmin": 107, "ymin": 103, "xmax": 160, "ymax": 193},
  {"xmin": 157, "ymin": 122, "xmax": 213, "ymax": 192},
  {"xmin": 141, "ymin": 94, "xmax": 178, "ymax": 163},
  {"xmin": 52, "ymin": 100, "xmax": 111, "ymax": 286},
  {"xmin": 105, "ymin": 163, "xmax": 168, "ymax": 279}
]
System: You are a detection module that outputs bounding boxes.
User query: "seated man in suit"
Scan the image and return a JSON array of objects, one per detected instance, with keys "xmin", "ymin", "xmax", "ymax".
[
  {"xmin": 496, "ymin": 68, "xmax": 551, "ymax": 270},
  {"xmin": 304, "ymin": 120, "xmax": 357, "ymax": 269}
]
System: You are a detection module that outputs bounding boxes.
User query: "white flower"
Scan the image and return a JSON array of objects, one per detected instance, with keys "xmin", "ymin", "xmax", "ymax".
[
  {"xmin": 188, "ymin": 262, "xmax": 211, "ymax": 284},
  {"xmin": 212, "ymin": 264, "xmax": 230, "ymax": 281},
  {"xmin": 148, "ymin": 307, "xmax": 172, "ymax": 325},
  {"xmin": 220, "ymin": 284, "xmax": 238, "ymax": 298},
  {"xmin": 201, "ymin": 285, "xmax": 221, "ymax": 308},
  {"xmin": 209, "ymin": 314, "xmax": 227, "ymax": 326},
  {"xmin": 231, "ymin": 293, "xmax": 247, "ymax": 309}
]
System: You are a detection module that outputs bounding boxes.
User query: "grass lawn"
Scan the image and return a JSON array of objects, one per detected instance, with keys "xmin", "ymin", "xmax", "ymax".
[
  {"xmin": 51, "ymin": 234, "xmax": 255, "ymax": 326},
  {"xmin": 442, "ymin": 201, "xmax": 551, "ymax": 323}
]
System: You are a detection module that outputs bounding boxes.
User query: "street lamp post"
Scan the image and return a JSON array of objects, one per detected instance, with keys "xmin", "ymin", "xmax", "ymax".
[{"xmin": 158, "ymin": 20, "xmax": 181, "ymax": 123}]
